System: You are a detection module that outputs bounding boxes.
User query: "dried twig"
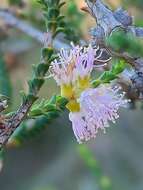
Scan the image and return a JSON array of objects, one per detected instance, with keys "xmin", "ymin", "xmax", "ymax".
[{"xmin": 86, "ymin": 0, "xmax": 143, "ymax": 98}]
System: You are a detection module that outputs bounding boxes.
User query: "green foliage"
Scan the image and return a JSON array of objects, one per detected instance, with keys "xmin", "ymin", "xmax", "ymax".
[
  {"xmin": 38, "ymin": 0, "xmax": 81, "ymax": 42},
  {"xmin": 29, "ymin": 95, "xmax": 68, "ymax": 117},
  {"xmin": 3, "ymin": 1, "xmax": 63, "ymax": 148},
  {"xmin": 35, "ymin": 187, "xmax": 56, "ymax": 190},
  {"xmin": 92, "ymin": 60, "xmax": 126, "ymax": 87},
  {"xmin": 78, "ymin": 144, "xmax": 112, "ymax": 190},
  {"xmin": 38, "ymin": 0, "xmax": 66, "ymax": 37},
  {"xmin": 106, "ymin": 29, "xmax": 143, "ymax": 57},
  {"xmin": 0, "ymin": 56, "xmax": 12, "ymax": 99},
  {"xmin": 10, "ymin": 95, "xmax": 68, "ymax": 145},
  {"xmin": 23, "ymin": 47, "xmax": 55, "ymax": 102},
  {"xmin": 134, "ymin": 18, "xmax": 143, "ymax": 27},
  {"xmin": 63, "ymin": 0, "xmax": 84, "ymax": 43},
  {"xmin": 8, "ymin": 0, "xmax": 23, "ymax": 6},
  {"xmin": 41, "ymin": 47, "xmax": 55, "ymax": 63}
]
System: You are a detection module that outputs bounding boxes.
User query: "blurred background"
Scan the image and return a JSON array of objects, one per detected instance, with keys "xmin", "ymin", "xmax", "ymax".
[{"xmin": 0, "ymin": 0, "xmax": 143, "ymax": 190}]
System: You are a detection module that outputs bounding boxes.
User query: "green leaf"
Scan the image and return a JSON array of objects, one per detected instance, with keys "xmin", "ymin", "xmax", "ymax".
[
  {"xmin": 56, "ymin": 96, "xmax": 68, "ymax": 108},
  {"xmin": 53, "ymin": 27, "xmax": 65, "ymax": 38},
  {"xmin": 41, "ymin": 47, "xmax": 54, "ymax": 60},
  {"xmin": 99, "ymin": 71, "xmax": 116, "ymax": 83},
  {"xmin": 111, "ymin": 60, "xmax": 126, "ymax": 74},
  {"xmin": 49, "ymin": 95, "xmax": 57, "ymax": 104},
  {"xmin": 29, "ymin": 95, "xmax": 67, "ymax": 118},
  {"xmin": 92, "ymin": 60, "xmax": 126, "ymax": 87},
  {"xmin": 58, "ymin": 2, "xmax": 66, "ymax": 8},
  {"xmin": 29, "ymin": 108, "xmax": 43, "ymax": 117},
  {"xmin": 43, "ymin": 104, "xmax": 57, "ymax": 112},
  {"xmin": 48, "ymin": 8, "xmax": 60, "ymax": 18}
]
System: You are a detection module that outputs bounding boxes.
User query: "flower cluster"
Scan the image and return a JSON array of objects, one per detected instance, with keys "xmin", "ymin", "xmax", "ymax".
[{"xmin": 50, "ymin": 44, "xmax": 128, "ymax": 143}]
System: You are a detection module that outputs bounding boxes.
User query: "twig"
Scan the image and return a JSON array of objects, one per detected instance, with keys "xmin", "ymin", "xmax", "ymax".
[
  {"xmin": 0, "ymin": 9, "xmax": 70, "ymax": 49},
  {"xmin": 86, "ymin": 0, "xmax": 143, "ymax": 97},
  {"xmin": 0, "ymin": 30, "xmax": 54, "ymax": 148},
  {"xmin": 0, "ymin": 9, "xmax": 44, "ymax": 43},
  {"xmin": 0, "ymin": 1, "xmax": 70, "ymax": 148}
]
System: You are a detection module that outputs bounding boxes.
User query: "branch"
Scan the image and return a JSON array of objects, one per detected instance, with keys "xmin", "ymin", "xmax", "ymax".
[
  {"xmin": 0, "ymin": 0, "xmax": 71, "ymax": 148},
  {"xmin": 0, "ymin": 22, "xmax": 53, "ymax": 148},
  {"xmin": 86, "ymin": 0, "xmax": 143, "ymax": 98},
  {"xmin": 0, "ymin": 9, "xmax": 69, "ymax": 50},
  {"xmin": 0, "ymin": 9, "xmax": 44, "ymax": 43}
]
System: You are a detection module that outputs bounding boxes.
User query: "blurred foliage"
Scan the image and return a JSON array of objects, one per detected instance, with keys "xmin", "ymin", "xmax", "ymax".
[
  {"xmin": 8, "ymin": 0, "xmax": 23, "ymax": 6},
  {"xmin": 0, "ymin": 149, "xmax": 4, "ymax": 172},
  {"xmin": 0, "ymin": 56, "xmax": 12, "ymax": 100},
  {"xmin": 36, "ymin": 188, "xmax": 57, "ymax": 190},
  {"xmin": 78, "ymin": 144, "xmax": 112, "ymax": 190},
  {"xmin": 106, "ymin": 29, "xmax": 143, "ymax": 58},
  {"xmin": 10, "ymin": 116, "xmax": 52, "ymax": 146},
  {"xmin": 64, "ymin": 0, "xmax": 84, "ymax": 42},
  {"xmin": 123, "ymin": 0, "xmax": 143, "ymax": 8},
  {"xmin": 134, "ymin": 18, "xmax": 143, "ymax": 27}
]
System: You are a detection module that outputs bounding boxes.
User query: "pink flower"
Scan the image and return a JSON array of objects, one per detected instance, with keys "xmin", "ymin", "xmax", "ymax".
[
  {"xmin": 69, "ymin": 85, "xmax": 128, "ymax": 143},
  {"xmin": 74, "ymin": 45, "xmax": 95, "ymax": 78},
  {"xmin": 80, "ymin": 85, "xmax": 128, "ymax": 132},
  {"xmin": 69, "ymin": 111, "xmax": 97, "ymax": 143},
  {"xmin": 49, "ymin": 49, "xmax": 75, "ymax": 86},
  {"xmin": 50, "ymin": 44, "xmax": 96, "ymax": 86},
  {"xmin": 50, "ymin": 43, "xmax": 129, "ymax": 143}
]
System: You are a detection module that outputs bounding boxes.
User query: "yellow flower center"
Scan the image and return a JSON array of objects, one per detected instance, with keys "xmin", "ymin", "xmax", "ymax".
[
  {"xmin": 66, "ymin": 99, "xmax": 80, "ymax": 112},
  {"xmin": 78, "ymin": 76, "xmax": 91, "ymax": 91},
  {"xmin": 61, "ymin": 84, "xmax": 74, "ymax": 99},
  {"xmin": 61, "ymin": 76, "xmax": 91, "ymax": 112}
]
